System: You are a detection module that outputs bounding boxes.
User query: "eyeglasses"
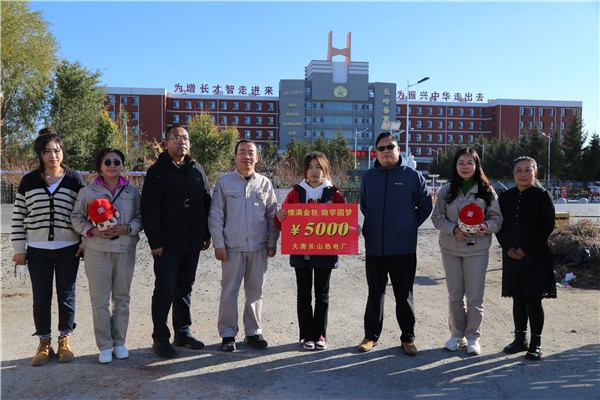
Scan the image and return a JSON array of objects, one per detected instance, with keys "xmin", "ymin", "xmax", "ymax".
[
  {"xmin": 376, "ymin": 144, "xmax": 397, "ymax": 152},
  {"xmin": 168, "ymin": 135, "xmax": 190, "ymax": 142},
  {"xmin": 103, "ymin": 159, "xmax": 122, "ymax": 167}
]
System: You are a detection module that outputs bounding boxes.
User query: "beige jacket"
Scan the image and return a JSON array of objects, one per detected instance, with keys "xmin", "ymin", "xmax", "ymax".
[
  {"xmin": 208, "ymin": 169, "xmax": 279, "ymax": 252},
  {"xmin": 431, "ymin": 183, "xmax": 503, "ymax": 257}
]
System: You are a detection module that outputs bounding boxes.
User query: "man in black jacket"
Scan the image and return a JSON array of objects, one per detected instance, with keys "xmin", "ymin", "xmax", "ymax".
[{"xmin": 141, "ymin": 125, "xmax": 212, "ymax": 358}]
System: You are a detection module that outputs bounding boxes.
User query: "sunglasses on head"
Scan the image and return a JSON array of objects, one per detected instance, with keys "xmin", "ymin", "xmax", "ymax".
[
  {"xmin": 376, "ymin": 144, "xmax": 397, "ymax": 152},
  {"xmin": 103, "ymin": 159, "xmax": 122, "ymax": 167}
]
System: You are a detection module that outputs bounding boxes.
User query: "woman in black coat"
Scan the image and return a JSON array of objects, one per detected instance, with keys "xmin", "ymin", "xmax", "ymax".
[{"xmin": 496, "ymin": 156, "xmax": 556, "ymax": 361}]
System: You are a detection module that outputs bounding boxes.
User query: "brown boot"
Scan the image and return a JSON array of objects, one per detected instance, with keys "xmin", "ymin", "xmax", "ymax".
[
  {"xmin": 31, "ymin": 338, "xmax": 54, "ymax": 366},
  {"xmin": 57, "ymin": 336, "xmax": 74, "ymax": 363}
]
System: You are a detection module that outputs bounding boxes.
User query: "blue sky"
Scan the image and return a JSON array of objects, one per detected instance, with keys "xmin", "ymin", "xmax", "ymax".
[{"xmin": 30, "ymin": 1, "xmax": 599, "ymax": 136}]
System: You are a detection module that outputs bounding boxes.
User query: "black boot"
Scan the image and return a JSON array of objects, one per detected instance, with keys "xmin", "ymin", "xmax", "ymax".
[
  {"xmin": 525, "ymin": 334, "xmax": 542, "ymax": 361},
  {"xmin": 503, "ymin": 331, "xmax": 528, "ymax": 354}
]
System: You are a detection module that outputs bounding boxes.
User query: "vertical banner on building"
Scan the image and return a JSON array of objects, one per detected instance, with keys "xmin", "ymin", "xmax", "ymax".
[
  {"xmin": 281, "ymin": 204, "xmax": 359, "ymax": 255},
  {"xmin": 561, "ymin": 186, "xmax": 568, "ymax": 199}
]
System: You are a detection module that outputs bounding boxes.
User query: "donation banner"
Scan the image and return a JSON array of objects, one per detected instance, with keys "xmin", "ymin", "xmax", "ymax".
[{"xmin": 281, "ymin": 204, "xmax": 359, "ymax": 255}]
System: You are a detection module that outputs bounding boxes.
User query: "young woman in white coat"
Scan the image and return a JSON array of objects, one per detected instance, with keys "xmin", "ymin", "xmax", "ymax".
[{"xmin": 431, "ymin": 148, "xmax": 502, "ymax": 355}]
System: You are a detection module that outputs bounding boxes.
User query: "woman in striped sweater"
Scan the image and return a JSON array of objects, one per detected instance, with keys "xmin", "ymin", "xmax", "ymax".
[{"xmin": 11, "ymin": 129, "xmax": 85, "ymax": 366}]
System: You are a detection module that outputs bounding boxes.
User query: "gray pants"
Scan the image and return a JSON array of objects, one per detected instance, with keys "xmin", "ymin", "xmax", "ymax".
[
  {"xmin": 218, "ymin": 248, "xmax": 268, "ymax": 338},
  {"xmin": 84, "ymin": 248, "xmax": 136, "ymax": 351},
  {"xmin": 441, "ymin": 253, "xmax": 489, "ymax": 341}
]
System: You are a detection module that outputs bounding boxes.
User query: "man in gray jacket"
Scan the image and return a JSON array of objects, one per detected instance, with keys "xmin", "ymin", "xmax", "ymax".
[{"xmin": 208, "ymin": 140, "xmax": 279, "ymax": 352}]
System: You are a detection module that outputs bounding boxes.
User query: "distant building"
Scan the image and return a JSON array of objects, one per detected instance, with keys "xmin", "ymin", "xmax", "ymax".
[{"xmin": 104, "ymin": 32, "xmax": 582, "ymax": 170}]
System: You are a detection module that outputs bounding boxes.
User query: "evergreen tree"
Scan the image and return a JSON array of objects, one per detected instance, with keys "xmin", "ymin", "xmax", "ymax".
[
  {"xmin": 582, "ymin": 133, "xmax": 600, "ymax": 181},
  {"xmin": 562, "ymin": 114, "xmax": 587, "ymax": 181}
]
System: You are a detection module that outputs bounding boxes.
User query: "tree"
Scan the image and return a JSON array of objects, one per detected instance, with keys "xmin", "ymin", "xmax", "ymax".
[
  {"xmin": 582, "ymin": 133, "xmax": 600, "ymax": 181},
  {"xmin": 257, "ymin": 140, "xmax": 279, "ymax": 178},
  {"xmin": 1, "ymin": 1, "xmax": 59, "ymax": 162},
  {"xmin": 562, "ymin": 114, "xmax": 587, "ymax": 181},
  {"xmin": 49, "ymin": 60, "xmax": 105, "ymax": 170},
  {"xmin": 187, "ymin": 113, "xmax": 239, "ymax": 185}
]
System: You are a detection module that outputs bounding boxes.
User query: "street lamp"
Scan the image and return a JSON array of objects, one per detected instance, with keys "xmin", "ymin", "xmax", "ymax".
[
  {"xmin": 539, "ymin": 132, "xmax": 552, "ymax": 185},
  {"xmin": 368, "ymin": 145, "xmax": 373, "ymax": 168},
  {"xmin": 431, "ymin": 148, "xmax": 440, "ymax": 165},
  {"xmin": 473, "ymin": 141, "xmax": 485, "ymax": 164},
  {"xmin": 354, "ymin": 127, "xmax": 368, "ymax": 169},
  {"xmin": 404, "ymin": 77, "xmax": 430, "ymax": 161}
]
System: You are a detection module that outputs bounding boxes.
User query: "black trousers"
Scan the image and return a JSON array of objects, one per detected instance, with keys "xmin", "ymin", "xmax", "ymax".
[
  {"xmin": 364, "ymin": 253, "xmax": 417, "ymax": 343},
  {"xmin": 512, "ymin": 297, "xmax": 544, "ymax": 336},
  {"xmin": 151, "ymin": 251, "xmax": 200, "ymax": 342},
  {"xmin": 295, "ymin": 263, "xmax": 332, "ymax": 342}
]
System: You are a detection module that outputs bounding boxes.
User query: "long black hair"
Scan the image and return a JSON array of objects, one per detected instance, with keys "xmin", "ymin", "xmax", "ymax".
[
  {"xmin": 33, "ymin": 127, "xmax": 68, "ymax": 173},
  {"xmin": 445, "ymin": 147, "xmax": 493, "ymax": 206}
]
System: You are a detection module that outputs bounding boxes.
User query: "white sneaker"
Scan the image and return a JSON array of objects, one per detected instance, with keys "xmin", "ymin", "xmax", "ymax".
[
  {"xmin": 444, "ymin": 336, "xmax": 467, "ymax": 351},
  {"xmin": 113, "ymin": 346, "xmax": 129, "ymax": 359},
  {"xmin": 99, "ymin": 349, "xmax": 112, "ymax": 363},
  {"xmin": 303, "ymin": 340, "xmax": 315, "ymax": 350},
  {"xmin": 467, "ymin": 339, "xmax": 481, "ymax": 355}
]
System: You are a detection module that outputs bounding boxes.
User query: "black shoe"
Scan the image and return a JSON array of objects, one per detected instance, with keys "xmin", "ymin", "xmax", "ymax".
[
  {"xmin": 244, "ymin": 334, "xmax": 268, "ymax": 349},
  {"xmin": 525, "ymin": 345, "xmax": 542, "ymax": 361},
  {"xmin": 221, "ymin": 337, "xmax": 236, "ymax": 352},
  {"xmin": 152, "ymin": 340, "xmax": 177, "ymax": 358},
  {"xmin": 503, "ymin": 331, "xmax": 528, "ymax": 354},
  {"xmin": 173, "ymin": 335, "xmax": 205, "ymax": 350}
]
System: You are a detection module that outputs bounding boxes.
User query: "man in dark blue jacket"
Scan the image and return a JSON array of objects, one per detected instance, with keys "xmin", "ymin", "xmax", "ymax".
[{"xmin": 357, "ymin": 132, "xmax": 432, "ymax": 356}]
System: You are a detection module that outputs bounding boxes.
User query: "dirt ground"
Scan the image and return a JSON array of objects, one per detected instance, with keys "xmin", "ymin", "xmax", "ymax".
[{"xmin": 1, "ymin": 229, "xmax": 599, "ymax": 400}]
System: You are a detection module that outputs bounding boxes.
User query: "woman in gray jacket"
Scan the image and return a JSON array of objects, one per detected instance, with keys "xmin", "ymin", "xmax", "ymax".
[
  {"xmin": 431, "ymin": 148, "xmax": 502, "ymax": 355},
  {"xmin": 71, "ymin": 148, "xmax": 142, "ymax": 364}
]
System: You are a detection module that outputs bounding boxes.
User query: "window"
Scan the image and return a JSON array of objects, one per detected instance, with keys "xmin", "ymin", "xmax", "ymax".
[
  {"xmin": 416, "ymin": 120, "xmax": 423, "ymax": 128},
  {"xmin": 245, "ymin": 102, "xmax": 251, "ymax": 111},
  {"xmin": 561, "ymin": 109, "xmax": 566, "ymax": 117},
  {"xmin": 408, "ymin": 133, "xmax": 412, "ymax": 141},
  {"xmin": 256, "ymin": 130, "xmax": 262, "ymax": 139},
  {"xmin": 396, "ymin": 106, "xmax": 402, "ymax": 114},
  {"xmin": 479, "ymin": 121, "xmax": 484, "ymax": 130},
  {"xmin": 233, "ymin": 101, "xmax": 239, "ymax": 110},
  {"xmin": 107, "ymin": 96, "xmax": 115, "ymax": 105},
  {"xmin": 197, "ymin": 100, "xmax": 203, "ymax": 109},
  {"xmin": 109, "ymin": 111, "xmax": 115, "ymax": 119},
  {"xmin": 438, "ymin": 121, "xmax": 443, "ymax": 129},
  {"xmin": 220, "ymin": 101, "xmax": 227, "ymax": 110},
  {"xmin": 132, "ymin": 96, "xmax": 139, "ymax": 106},
  {"xmin": 244, "ymin": 116, "xmax": 251, "ymax": 124},
  {"xmin": 416, "ymin": 133, "xmax": 422, "ymax": 141},
  {"xmin": 304, "ymin": 102, "xmax": 311, "ymax": 109},
  {"xmin": 210, "ymin": 115, "xmax": 215, "ymax": 124},
  {"xmin": 520, "ymin": 107, "xmax": 525, "ymax": 116},
  {"xmin": 313, "ymin": 116, "xmax": 323, "ymax": 124},
  {"xmin": 438, "ymin": 107, "xmax": 444, "ymax": 116},
  {"xmin": 520, "ymin": 121, "xmax": 524, "ymax": 128},
  {"xmin": 427, "ymin": 121, "xmax": 433, "ymax": 129},
  {"xmin": 479, "ymin": 108, "xmax": 484, "ymax": 117},
  {"xmin": 416, "ymin": 147, "xmax": 422, "ymax": 155},
  {"xmin": 305, "ymin": 87, "xmax": 311, "ymax": 95},
  {"xmin": 268, "ymin": 130, "xmax": 274, "ymax": 139},
  {"xmin": 427, "ymin": 107, "xmax": 433, "ymax": 116},
  {"xmin": 268, "ymin": 102, "xmax": 275, "ymax": 111},
  {"xmin": 366, "ymin": 118, "xmax": 373, "ymax": 124},
  {"xmin": 220, "ymin": 115, "xmax": 227, "ymax": 124},
  {"xmin": 257, "ymin": 144, "xmax": 263, "ymax": 151},
  {"xmin": 427, "ymin": 133, "xmax": 432, "ymax": 142},
  {"xmin": 173, "ymin": 114, "xmax": 179, "ymax": 124},
  {"xmin": 540, "ymin": 108, "xmax": 544, "ymax": 116},
  {"xmin": 172, "ymin": 99, "xmax": 178, "ymax": 109},
  {"xmin": 304, "ymin": 116, "xmax": 311, "ymax": 123},
  {"xmin": 256, "ymin": 116, "xmax": 263, "ymax": 125},
  {"xmin": 529, "ymin": 108, "xmax": 534, "ymax": 116},
  {"xmin": 366, "ymin": 104, "xmax": 373, "ymax": 111},
  {"xmin": 244, "ymin": 130, "xmax": 251, "ymax": 139},
  {"xmin": 427, "ymin": 147, "xmax": 433, "ymax": 155},
  {"xmin": 448, "ymin": 134, "xmax": 454, "ymax": 142},
  {"xmin": 186, "ymin": 100, "xmax": 192, "ymax": 110},
  {"xmin": 448, "ymin": 108, "xmax": 454, "ymax": 116},
  {"xmin": 448, "ymin": 121, "xmax": 454, "ymax": 129},
  {"xmin": 458, "ymin": 134, "xmax": 464, "ymax": 142},
  {"xmin": 550, "ymin": 121, "xmax": 555, "ymax": 129},
  {"xmin": 305, "ymin": 130, "xmax": 311, "ymax": 137},
  {"xmin": 133, "ymin": 127, "xmax": 139, "ymax": 135},
  {"xmin": 368, "ymin": 89, "xmax": 375, "ymax": 97},
  {"xmin": 469, "ymin": 121, "xmax": 474, "ymax": 130},
  {"xmin": 408, "ymin": 106, "xmax": 412, "ymax": 115},
  {"xmin": 209, "ymin": 101, "xmax": 216, "ymax": 110},
  {"xmin": 539, "ymin": 121, "xmax": 544, "ymax": 129},
  {"xmin": 256, "ymin": 102, "xmax": 263, "ymax": 111},
  {"xmin": 459, "ymin": 121, "xmax": 464, "ymax": 129},
  {"xmin": 122, "ymin": 96, "xmax": 128, "ymax": 106},
  {"xmin": 355, "ymin": 117, "xmax": 364, "ymax": 124},
  {"xmin": 528, "ymin": 121, "xmax": 533, "ymax": 129},
  {"xmin": 469, "ymin": 108, "xmax": 474, "ymax": 116},
  {"xmin": 355, "ymin": 103, "xmax": 366, "ymax": 111},
  {"xmin": 438, "ymin": 134, "xmax": 443, "ymax": 142},
  {"xmin": 417, "ymin": 107, "xmax": 423, "ymax": 115},
  {"xmin": 469, "ymin": 135, "xmax": 474, "ymax": 143},
  {"xmin": 550, "ymin": 108, "xmax": 555, "ymax": 116},
  {"xmin": 267, "ymin": 116, "xmax": 274, "ymax": 125},
  {"xmin": 232, "ymin": 116, "xmax": 239, "ymax": 124},
  {"xmin": 561, "ymin": 121, "xmax": 565, "ymax": 129},
  {"xmin": 459, "ymin": 108, "xmax": 464, "ymax": 116},
  {"xmin": 183, "ymin": 115, "xmax": 189, "ymax": 124},
  {"xmin": 313, "ymin": 102, "xmax": 323, "ymax": 109}
]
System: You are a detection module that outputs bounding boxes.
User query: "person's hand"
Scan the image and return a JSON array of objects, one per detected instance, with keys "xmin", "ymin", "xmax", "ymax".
[
  {"xmin": 453, "ymin": 226, "xmax": 472, "ymax": 241},
  {"xmin": 356, "ymin": 225, "xmax": 362, "ymax": 236},
  {"xmin": 151, "ymin": 247, "xmax": 163, "ymax": 256},
  {"xmin": 91, "ymin": 227, "xmax": 113, "ymax": 239},
  {"xmin": 507, "ymin": 248, "xmax": 523, "ymax": 260},
  {"xmin": 475, "ymin": 222, "xmax": 488, "ymax": 236},
  {"xmin": 75, "ymin": 247, "xmax": 85, "ymax": 260},
  {"xmin": 515, "ymin": 247, "xmax": 526, "ymax": 258},
  {"xmin": 267, "ymin": 247, "xmax": 276, "ymax": 258},
  {"xmin": 106, "ymin": 224, "xmax": 128, "ymax": 237},
  {"xmin": 202, "ymin": 238, "xmax": 211, "ymax": 251},
  {"xmin": 215, "ymin": 247, "xmax": 227, "ymax": 262},
  {"xmin": 276, "ymin": 209, "xmax": 287, "ymax": 222},
  {"xmin": 13, "ymin": 253, "xmax": 27, "ymax": 265}
]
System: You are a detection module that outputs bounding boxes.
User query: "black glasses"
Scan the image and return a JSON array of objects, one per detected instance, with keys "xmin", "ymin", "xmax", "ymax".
[
  {"xmin": 376, "ymin": 144, "xmax": 397, "ymax": 152},
  {"xmin": 103, "ymin": 159, "xmax": 122, "ymax": 167}
]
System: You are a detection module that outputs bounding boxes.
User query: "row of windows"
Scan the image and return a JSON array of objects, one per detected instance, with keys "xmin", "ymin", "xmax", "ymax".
[
  {"xmin": 520, "ymin": 121, "xmax": 565, "ymax": 130},
  {"xmin": 396, "ymin": 106, "xmax": 485, "ymax": 117},
  {"xmin": 520, "ymin": 107, "xmax": 576, "ymax": 117},
  {"xmin": 303, "ymin": 87, "xmax": 376, "ymax": 98},
  {"xmin": 305, "ymin": 102, "xmax": 374, "ymax": 111},
  {"xmin": 173, "ymin": 100, "xmax": 275, "ymax": 112},
  {"xmin": 303, "ymin": 130, "xmax": 373, "ymax": 139},
  {"xmin": 410, "ymin": 120, "xmax": 485, "ymax": 130},
  {"xmin": 107, "ymin": 96, "xmax": 139, "ymax": 106},
  {"xmin": 242, "ymin": 130, "xmax": 275, "ymax": 140},
  {"xmin": 172, "ymin": 114, "xmax": 274, "ymax": 125},
  {"xmin": 401, "ymin": 133, "xmax": 478, "ymax": 144},
  {"xmin": 109, "ymin": 111, "xmax": 139, "ymax": 121}
]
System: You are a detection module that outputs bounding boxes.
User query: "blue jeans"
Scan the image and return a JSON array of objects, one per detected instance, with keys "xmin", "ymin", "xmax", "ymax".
[
  {"xmin": 27, "ymin": 244, "xmax": 80, "ymax": 336},
  {"xmin": 151, "ymin": 251, "xmax": 200, "ymax": 342}
]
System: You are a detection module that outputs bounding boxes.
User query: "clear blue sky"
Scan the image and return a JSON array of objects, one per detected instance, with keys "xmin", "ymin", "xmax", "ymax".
[{"xmin": 31, "ymin": 0, "xmax": 600, "ymax": 137}]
